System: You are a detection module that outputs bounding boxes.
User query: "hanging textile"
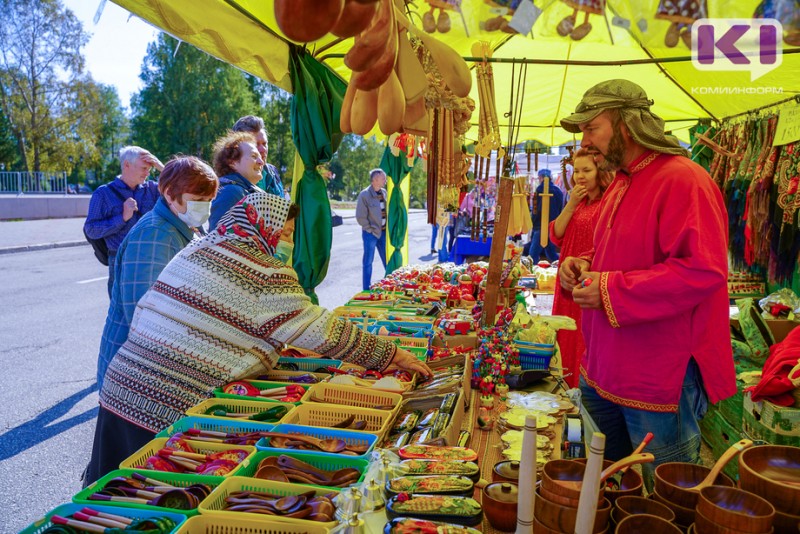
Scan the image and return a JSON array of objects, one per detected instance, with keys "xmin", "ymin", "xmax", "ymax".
[
  {"xmin": 288, "ymin": 45, "xmax": 346, "ymax": 303},
  {"xmin": 689, "ymin": 122, "xmax": 715, "ymax": 171},
  {"xmin": 380, "ymin": 144, "xmax": 414, "ymax": 274}
]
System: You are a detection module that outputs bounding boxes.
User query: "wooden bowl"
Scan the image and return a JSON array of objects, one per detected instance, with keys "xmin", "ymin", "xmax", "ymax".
[
  {"xmin": 772, "ymin": 509, "xmax": 800, "ymax": 534},
  {"xmin": 539, "ymin": 482, "xmax": 604, "ymax": 508},
  {"xmin": 654, "ymin": 462, "xmax": 735, "ymax": 509},
  {"xmin": 542, "ymin": 459, "xmax": 606, "ymax": 502},
  {"xmin": 615, "ymin": 495, "xmax": 676, "ymax": 524},
  {"xmin": 697, "ymin": 486, "xmax": 774, "ymax": 533},
  {"xmin": 482, "ymin": 482, "xmax": 518, "ymax": 532},
  {"xmin": 534, "ymin": 488, "xmax": 611, "ymax": 533},
  {"xmin": 575, "ymin": 458, "xmax": 643, "ymax": 504},
  {"xmin": 615, "ymin": 514, "xmax": 682, "ymax": 534},
  {"xmin": 694, "ymin": 507, "xmax": 774, "ymax": 534},
  {"xmin": 652, "ymin": 487, "xmax": 696, "ymax": 528},
  {"xmin": 738, "ymin": 445, "xmax": 800, "ymax": 515}
]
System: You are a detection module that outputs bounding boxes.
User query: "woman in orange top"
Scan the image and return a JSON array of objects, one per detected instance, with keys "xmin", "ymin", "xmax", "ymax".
[{"xmin": 549, "ymin": 148, "xmax": 613, "ymax": 388}]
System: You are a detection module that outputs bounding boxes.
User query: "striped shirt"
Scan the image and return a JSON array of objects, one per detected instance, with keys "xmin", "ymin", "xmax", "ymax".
[{"xmin": 378, "ymin": 190, "xmax": 386, "ymax": 230}]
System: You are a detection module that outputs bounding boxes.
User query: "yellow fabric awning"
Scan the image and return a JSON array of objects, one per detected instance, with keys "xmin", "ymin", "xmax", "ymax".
[{"xmin": 112, "ymin": 0, "xmax": 800, "ymax": 146}]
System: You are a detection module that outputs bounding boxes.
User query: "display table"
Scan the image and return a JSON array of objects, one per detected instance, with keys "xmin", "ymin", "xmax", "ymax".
[{"xmin": 454, "ymin": 235, "xmax": 492, "ymax": 264}]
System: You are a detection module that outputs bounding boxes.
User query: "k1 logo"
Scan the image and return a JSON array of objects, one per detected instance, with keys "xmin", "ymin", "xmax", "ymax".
[{"xmin": 691, "ymin": 18, "xmax": 783, "ymax": 81}]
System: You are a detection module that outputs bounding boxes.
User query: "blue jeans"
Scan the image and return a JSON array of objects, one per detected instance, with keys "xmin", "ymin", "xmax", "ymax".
[
  {"xmin": 362, "ymin": 230, "xmax": 387, "ymax": 290},
  {"xmin": 526, "ymin": 230, "xmax": 559, "ymax": 262},
  {"xmin": 431, "ymin": 224, "xmax": 438, "ymax": 251},
  {"xmin": 579, "ymin": 359, "xmax": 708, "ymax": 491}
]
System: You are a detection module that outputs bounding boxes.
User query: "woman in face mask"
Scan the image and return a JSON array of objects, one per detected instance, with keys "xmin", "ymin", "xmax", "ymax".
[
  {"xmin": 84, "ymin": 191, "xmax": 431, "ymax": 485},
  {"xmin": 94, "ymin": 156, "xmax": 218, "ymax": 392}
]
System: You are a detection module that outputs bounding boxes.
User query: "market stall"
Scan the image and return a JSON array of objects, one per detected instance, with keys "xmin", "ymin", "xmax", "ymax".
[{"xmin": 33, "ymin": 0, "xmax": 800, "ymax": 532}]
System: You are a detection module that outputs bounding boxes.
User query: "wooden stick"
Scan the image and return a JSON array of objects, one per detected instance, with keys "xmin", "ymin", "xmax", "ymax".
[
  {"xmin": 575, "ymin": 432, "xmax": 606, "ymax": 534},
  {"xmin": 515, "ymin": 415, "xmax": 537, "ymax": 534},
  {"xmin": 539, "ymin": 176, "xmax": 551, "ymax": 247},
  {"xmin": 481, "ymin": 161, "xmax": 514, "ymax": 326}
]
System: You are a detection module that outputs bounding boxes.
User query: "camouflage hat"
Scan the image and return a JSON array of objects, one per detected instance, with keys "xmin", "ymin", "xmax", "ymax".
[{"xmin": 560, "ymin": 79, "xmax": 654, "ymax": 133}]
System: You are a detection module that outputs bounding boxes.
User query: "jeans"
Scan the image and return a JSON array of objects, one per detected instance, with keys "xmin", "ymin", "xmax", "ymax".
[
  {"xmin": 107, "ymin": 252, "xmax": 117, "ymax": 299},
  {"xmin": 579, "ymin": 359, "xmax": 708, "ymax": 491},
  {"xmin": 362, "ymin": 230, "xmax": 387, "ymax": 290},
  {"xmin": 431, "ymin": 224, "xmax": 438, "ymax": 251},
  {"xmin": 526, "ymin": 230, "xmax": 559, "ymax": 262}
]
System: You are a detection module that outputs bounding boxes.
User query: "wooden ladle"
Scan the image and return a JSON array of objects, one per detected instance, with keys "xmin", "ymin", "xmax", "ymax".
[
  {"xmin": 226, "ymin": 493, "xmax": 306, "ymax": 513},
  {"xmin": 261, "ymin": 432, "xmax": 347, "ymax": 453},
  {"xmin": 600, "ymin": 453, "xmax": 655, "ymax": 483},
  {"xmin": 254, "ymin": 465, "xmax": 290, "ymax": 483},
  {"xmin": 685, "ymin": 439, "xmax": 753, "ymax": 494}
]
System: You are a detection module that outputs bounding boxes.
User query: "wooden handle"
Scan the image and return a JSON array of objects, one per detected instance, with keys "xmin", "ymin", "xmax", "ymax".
[
  {"xmin": 73, "ymin": 511, "xmax": 127, "ymax": 529},
  {"xmin": 600, "ymin": 453, "xmax": 654, "ymax": 482},
  {"xmin": 80, "ymin": 508, "xmax": 133, "ymax": 525},
  {"xmin": 51, "ymin": 516, "xmax": 107, "ymax": 534},
  {"xmin": 693, "ymin": 439, "xmax": 753, "ymax": 492},
  {"xmin": 575, "ymin": 432, "xmax": 606, "ymax": 534}
]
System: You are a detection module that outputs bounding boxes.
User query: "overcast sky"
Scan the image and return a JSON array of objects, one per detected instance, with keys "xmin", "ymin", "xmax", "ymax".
[{"xmin": 63, "ymin": 0, "xmax": 159, "ymax": 110}]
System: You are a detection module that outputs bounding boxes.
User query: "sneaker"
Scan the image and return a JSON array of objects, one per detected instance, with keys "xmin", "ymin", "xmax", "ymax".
[{"xmin": 430, "ymin": 249, "xmax": 437, "ymax": 254}]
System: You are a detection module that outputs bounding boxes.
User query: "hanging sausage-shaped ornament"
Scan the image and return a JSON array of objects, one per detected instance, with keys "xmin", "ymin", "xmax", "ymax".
[{"xmin": 539, "ymin": 176, "xmax": 551, "ymax": 247}]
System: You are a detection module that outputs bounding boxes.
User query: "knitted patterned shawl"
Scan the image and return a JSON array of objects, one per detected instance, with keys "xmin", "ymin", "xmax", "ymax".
[{"xmin": 99, "ymin": 191, "xmax": 397, "ymax": 432}]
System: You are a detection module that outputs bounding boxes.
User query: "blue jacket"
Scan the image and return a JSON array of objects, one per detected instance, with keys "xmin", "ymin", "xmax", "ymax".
[
  {"xmin": 96, "ymin": 197, "xmax": 195, "ymax": 388},
  {"xmin": 84, "ymin": 177, "xmax": 160, "ymax": 253},
  {"xmin": 209, "ymin": 173, "xmax": 260, "ymax": 230}
]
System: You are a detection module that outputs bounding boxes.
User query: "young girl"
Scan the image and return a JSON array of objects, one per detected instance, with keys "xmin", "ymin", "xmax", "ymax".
[{"xmin": 549, "ymin": 148, "xmax": 613, "ymax": 388}]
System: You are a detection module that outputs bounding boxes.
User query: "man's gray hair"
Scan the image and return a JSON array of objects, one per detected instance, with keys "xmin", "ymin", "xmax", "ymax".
[
  {"xmin": 233, "ymin": 115, "xmax": 267, "ymax": 140},
  {"xmin": 369, "ymin": 168, "xmax": 386, "ymax": 182},
  {"xmin": 119, "ymin": 146, "xmax": 148, "ymax": 171}
]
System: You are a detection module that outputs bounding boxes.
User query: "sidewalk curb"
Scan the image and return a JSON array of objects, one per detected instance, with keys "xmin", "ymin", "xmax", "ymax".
[{"xmin": 0, "ymin": 240, "xmax": 88, "ymax": 255}]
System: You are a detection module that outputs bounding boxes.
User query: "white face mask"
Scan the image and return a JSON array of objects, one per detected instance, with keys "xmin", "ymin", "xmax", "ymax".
[
  {"xmin": 275, "ymin": 240, "xmax": 294, "ymax": 263},
  {"xmin": 177, "ymin": 200, "xmax": 211, "ymax": 228}
]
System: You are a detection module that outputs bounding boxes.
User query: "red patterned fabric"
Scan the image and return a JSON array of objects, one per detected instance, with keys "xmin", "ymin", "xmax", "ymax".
[{"xmin": 549, "ymin": 198, "xmax": 603, "ymax": 388}]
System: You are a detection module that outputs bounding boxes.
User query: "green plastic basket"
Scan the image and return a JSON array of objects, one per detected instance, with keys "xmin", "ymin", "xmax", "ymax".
[
  {"xmin": 73, "ymin": 469, "xmax": 222, "ymax": 516},
  {"xmin": 236, "ymin": 449, "xmax": 368, "ymax": 491},
  {"xmin": 185, "ymin": 398, "xmax": 295, "ymax": 423},
  {"xmin": 213, "ymin": 380, "xmax": 307, "ymax": 405}
]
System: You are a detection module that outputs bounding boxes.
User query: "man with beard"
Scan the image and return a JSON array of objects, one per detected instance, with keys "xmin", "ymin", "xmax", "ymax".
[{"xmin": 557, "ymin": 80, "xmax": 735, "ymax": 489}]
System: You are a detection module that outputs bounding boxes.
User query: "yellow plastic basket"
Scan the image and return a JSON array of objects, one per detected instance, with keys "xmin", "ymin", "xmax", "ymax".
[
  {"xmin": 301, "ymin": 383, "xmax": 402, "ymax": 411},
  {"xmin": 120, "ymin": 438, "xmax": 255, "ymax": 477},
  {"xmin": 198, "ymin": 476, "xmax": 339, "ymax": 529},
  {"xmin": 185, "ymin": 398, "xmax": 295, "ymax": 423},
  {"xmin": 279, "ymin": 403, "xmax": 392, "ymax": 437},
  {"xmin": 176, "ymin": 514, "xmax": 330, "ymax": 534}
]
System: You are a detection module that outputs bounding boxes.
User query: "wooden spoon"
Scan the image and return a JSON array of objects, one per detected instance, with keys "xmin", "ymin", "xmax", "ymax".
[
  {"xmin": 277, "ymin": 454, "xmax": 360, "ymax": 483},
  {"xmin": 261, "ymin": 432, "xmax": 347, "ymax": 453},
  {"xmin": 600, "ymin": 453, "xmax": 655, "ymax": 483},
  {"xmin": 686, "ymin": 439, "xmax": 753, "ymax": 493},
  {"xmin": 332, "ymin": 415, "xmax": 356, "ymax": 428},
  {"xmin": 254, "ymin": 465, "xmax": 290, "ymax": 483}
]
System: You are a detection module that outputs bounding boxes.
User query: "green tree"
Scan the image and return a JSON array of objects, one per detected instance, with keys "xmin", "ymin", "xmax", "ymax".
[
  {"xmin": 130, "ymin": 35, "xmax": 259, "ymax": 162},
  {"xmin": 255, "ymin": 81, "xmax": 294, "ymax": 190},
  {"xmin": 0, "ymin": 0, "xmax": 89, "ymax": 172},
  {"xmin": 0, "ymin": 106, "xmax": 18, "ymax": 169}
]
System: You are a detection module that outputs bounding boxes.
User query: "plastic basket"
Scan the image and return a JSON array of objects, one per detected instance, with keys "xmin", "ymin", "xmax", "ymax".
[
  {"xmin": 235, "ymin": 450, "xmax": 368, "ymax": 491},
  {"xmin": 198, "ymin": 476, "xmax": 339, "ymax": 528},
  {"xmin": 278, "ymin": 403, "xmax": 392, "ymax": 437},
  {"xmin": 185, "ymin": 398, "xmax": 295, "ymax": 423},
  {"xmin": 21, "ymin": 503, "xmax": 187, "ymax": 534},
  {"xmin": 301, "ymin": 382, "xmax": 402, "ymax": 411},
  {"xmin": 213, "ymin": 380, "xmax": 308, "ymax": 405},
  {"xmin": 73, "ymin": 469, "xmax": 222, "ymax": 516},
  {"xmin": 382, "ymin": 335, "xmax": 431, "ymax": 348},
  {"xmin": 121, "ymin": 438, "xmax": 255, "ymax": 477},
  {"xmin": 175, "ymin": 514, "xmax": 329, "ymax": 534},
  {"xmin": 275, "ymin": 357, "xmax": 342, "ymax": 372},
  {"xmin": 155, "ymin": 416, "xmax": 274, "ymax": 439},
  {"xmin": 368, "ymin": 321, "xmax": 434, "ymax": 336},
  {"xmin": 255, "ymin": 424, "xmax": 377, "ymax": 459},
  {"xmin": 518, "ymin": 348, "xmax": 554, "ymax": 371},
  {"xmin": 255, "ymin": 370, "xmax": 330, "ymax": 384}
]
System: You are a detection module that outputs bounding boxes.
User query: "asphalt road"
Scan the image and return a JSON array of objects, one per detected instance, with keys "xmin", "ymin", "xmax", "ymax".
[{"xmin": 0, "ymin": 211, "xmax": 434, "ymax": 533}]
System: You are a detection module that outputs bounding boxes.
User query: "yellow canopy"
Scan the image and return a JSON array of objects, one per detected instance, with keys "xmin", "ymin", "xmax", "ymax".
[{"xmin": 113, "ymin": 0, "xmax": 799, "ymax": 145}]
